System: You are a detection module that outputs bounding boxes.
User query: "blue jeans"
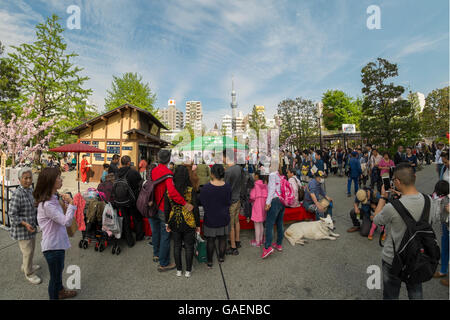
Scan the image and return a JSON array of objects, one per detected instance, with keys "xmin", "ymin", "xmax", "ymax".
[
  {"xmin": 43, "ymin": 250, "xmax": 65, "ymax": 300},
  {"xmin": 264, "ymin": 198, "xmax": 285, "ymax": 249},
  {"xmin": 382, "ymin": 260, "xmax": 423, "ymax": 300},
  {"xmin": 304, "ymin": 201, "xmax": 333, "ymax": 221},
  {"xmin": 149, "ymin": 212, "xmax": 172, "ymax": 267},
  {"xmin": 347, "ymin": 176, "xmax": 359, "ymax": 195},
  {"xmin": 441, "ymin": 223, "xmax": 449, "ymax": 275}
]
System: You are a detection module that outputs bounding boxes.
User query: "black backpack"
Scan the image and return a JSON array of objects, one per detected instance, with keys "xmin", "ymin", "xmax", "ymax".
[
  {"xmin": 112, "ymin": 170, "xmax": 136, "ymax": 207},
  {"xmin": 390, "ymin": 194, "xmax": 440, "ymax": 284}
]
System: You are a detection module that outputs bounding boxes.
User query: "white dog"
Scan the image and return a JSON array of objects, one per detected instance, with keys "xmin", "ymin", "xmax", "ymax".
[{"xmin": 284, "ymin": 215, "xmax": 340, "ymax": 246}]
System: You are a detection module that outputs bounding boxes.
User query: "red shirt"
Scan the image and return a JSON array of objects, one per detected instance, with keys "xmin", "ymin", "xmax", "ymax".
[
  {"xmin": 139, "ymin": 159, "xmax": 148, "ymax": 173},
  {"xmin": 151, "ymin": 164, "xmax": 186, "ymax": 212}
]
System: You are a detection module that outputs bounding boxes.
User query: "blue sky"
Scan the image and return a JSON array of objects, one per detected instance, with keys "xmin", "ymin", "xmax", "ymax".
[{"xmin": 0, "ymin": 0, "xmax": 448, "ymax": 129}]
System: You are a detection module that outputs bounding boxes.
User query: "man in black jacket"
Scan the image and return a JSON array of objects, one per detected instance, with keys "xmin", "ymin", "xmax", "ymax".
[
  {"xmin": 115, "ymin": 155, "xmax": 143, "ymax": 247},
  {"xmin": 394, "ymin": 146, "xmax": 406, "ymax": 165}
]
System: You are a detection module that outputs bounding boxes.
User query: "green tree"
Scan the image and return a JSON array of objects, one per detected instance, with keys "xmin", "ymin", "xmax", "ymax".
[
  {"xmin": 277, "ymin": 97, "xmax": 319, "ymax": 150},
  {"xmin": 8, "ymin": 14, "xmax": 94, "ymax": 151},
  {"xmin": 104, "ymin": 72, "xmax": 157, "ymax": 114},
  {"xmin": 0, "ymin": 41, "xmax": 21, "ymax": 121},
  {"xmin": 360, "ymin": 58, "xmax": 419, "ymax": 149},
  {"xmin": 248, "ymin": 104, "xmax": 267, "ymax": 139},
  {"xmin": 419, "ymin": 86, "xmax": 449, "ymax": 139},
  {"xmin": 321, "ymin": 90, "xmax": 362, "ymax": 131}
]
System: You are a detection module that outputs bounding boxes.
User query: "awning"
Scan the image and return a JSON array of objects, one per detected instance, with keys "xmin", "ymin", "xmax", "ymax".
[{"xmin": 124, "ymin": 128, "xmax": 170, "ymax": 146}]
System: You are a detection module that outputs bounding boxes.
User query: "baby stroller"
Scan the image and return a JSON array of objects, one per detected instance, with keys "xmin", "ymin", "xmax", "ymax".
[{"xmin": 78, "ymin": 188, "xmax": 122, "ymax": 255}]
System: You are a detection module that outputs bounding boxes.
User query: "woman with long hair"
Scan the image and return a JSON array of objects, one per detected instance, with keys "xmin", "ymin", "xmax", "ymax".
[
  {"xmin": 33, "ymin": 167, "xmax": 78, "ymax": 300},
  {"xmin": 164, "ymin": 165, "xmax": 200, "ymax": 278}
]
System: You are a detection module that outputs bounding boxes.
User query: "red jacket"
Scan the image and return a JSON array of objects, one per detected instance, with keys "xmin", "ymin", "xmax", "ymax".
[{"xmin": 151, "ymin": 164, "xmax": 186, "ymax": 212}]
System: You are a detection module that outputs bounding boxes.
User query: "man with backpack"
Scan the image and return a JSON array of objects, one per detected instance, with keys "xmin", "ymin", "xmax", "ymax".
[
  {"xmin": 372, "ymin": 163, "xmax": 439, "ymax": 299},
  {"xmin": 148, "ymin": 150, "xmax": 193, "ymax": 272},
  {"xmin": 113, "ymin": 156, "xmax": 143, "ymax": 248}
]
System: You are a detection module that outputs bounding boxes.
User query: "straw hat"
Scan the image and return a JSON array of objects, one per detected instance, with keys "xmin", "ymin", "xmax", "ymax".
[{"xmin": 356, "ymin": 189, "xmax": 368, "ymax": 204}]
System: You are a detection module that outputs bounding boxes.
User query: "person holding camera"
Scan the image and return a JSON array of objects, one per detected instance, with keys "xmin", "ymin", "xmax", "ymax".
[
  {"xmin": 372, "ymin": 163, "xmax": 438, "ymax": 299},
  {"xmin": 9, "ymin": 168, "xmax": 41, "ymax": 285},
  {"xmin": 33, "ymin": 167, "xmax": 78, "ymax": 300}
]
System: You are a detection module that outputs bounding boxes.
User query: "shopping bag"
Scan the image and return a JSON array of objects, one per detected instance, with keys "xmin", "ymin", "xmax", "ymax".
[{"xmin": 194, "ymin": 232, "xmax": 207, "ymax": 263}]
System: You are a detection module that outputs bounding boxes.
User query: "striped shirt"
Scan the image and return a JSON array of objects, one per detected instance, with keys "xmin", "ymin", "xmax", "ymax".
[{"xmin": 9, "ymin": 186, "xmax": 37, "ymax": 241}]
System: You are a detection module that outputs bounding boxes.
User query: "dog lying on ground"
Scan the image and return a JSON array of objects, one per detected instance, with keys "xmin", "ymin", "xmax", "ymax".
[{"xmin": 284, "ymin": 215, "xmax": 340, "ymax": 246}]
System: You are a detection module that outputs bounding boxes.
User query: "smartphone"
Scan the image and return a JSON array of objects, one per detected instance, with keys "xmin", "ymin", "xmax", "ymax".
[
  {"xmin": 65, "ymin": 192, "xmax": 73, "ymax": 199},
  {"xmin": 382, "ymin": 177, "xmax": 390, "ymax": 191}
]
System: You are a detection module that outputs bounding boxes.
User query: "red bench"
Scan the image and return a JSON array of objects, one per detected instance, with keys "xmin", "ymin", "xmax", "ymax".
[{"xmin": 140, "ymin": 205, "xmax": 315, "ymax": 236}]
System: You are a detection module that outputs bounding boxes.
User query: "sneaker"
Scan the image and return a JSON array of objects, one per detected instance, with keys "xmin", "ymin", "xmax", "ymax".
[
  {"xmin": 25, "ymin": 274, "xmax": 42, "ymax": 285},
  {"xmin": 185, "ymin": 271, "xmax": 191, "ymax": 278},
  {"xmin": 272, "ymin": 243, "xmax": 283, "ymax": 252},
  {"xmin": 21, "ymin": 264, "xmax": 41, "ymax": 275},
  {"xmin": 250, "ymin": 240, "xmax": 259, "ymax": 247},
  {"xmin": 261, "ymin": 246, "xmax": 274, "ymax": 259},
  {"xmin": 176, "ymin": 270, "xmax": 182, "ymax": 277}
]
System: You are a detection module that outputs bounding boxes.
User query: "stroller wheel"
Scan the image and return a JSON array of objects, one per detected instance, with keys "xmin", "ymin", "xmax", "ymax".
[
  {"xmin": 79, "ymin": 240, "xmax": 83, "ymax": 248},
  {"xmin": 112, "ymin": 245, "xmax": 116, "ymax": 255},
  {"xmin": 95, "ymin": 243, "xmax": 99, "ymax": 251},
  {"xmin": 83, "ymin": 241, "xmax": 88, "ymax": 249},
  {"xmin": 99, "ymin": 244, "xmax": 105, "ymax": 252},
  {"xmin": 116, "ymin": 247, "xmax": 121, "ymax": 255}
]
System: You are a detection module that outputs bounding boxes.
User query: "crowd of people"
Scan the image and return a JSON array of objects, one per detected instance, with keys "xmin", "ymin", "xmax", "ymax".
[{"xmin": 7, "ymin": 138, "xmax": 449, "ymax": 300}]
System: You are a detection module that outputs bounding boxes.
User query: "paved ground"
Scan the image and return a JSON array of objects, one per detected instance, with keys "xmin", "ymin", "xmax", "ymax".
[{"xmin": 0, "ymin": 165, "xmax": 448, "ymax": 300}]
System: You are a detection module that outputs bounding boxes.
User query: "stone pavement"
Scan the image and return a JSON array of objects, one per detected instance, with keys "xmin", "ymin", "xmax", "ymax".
[{"xmin": 0, "ymin": 165, "xmax": 448, "ymax": 300}]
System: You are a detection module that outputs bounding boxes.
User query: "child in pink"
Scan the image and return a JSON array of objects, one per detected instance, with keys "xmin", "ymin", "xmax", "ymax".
[{"xmin": 249, "ymin": 171, "xmax": 268, "ymax": 247}]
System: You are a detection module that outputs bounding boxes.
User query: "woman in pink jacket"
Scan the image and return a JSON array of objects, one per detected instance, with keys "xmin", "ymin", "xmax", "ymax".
[{"xmin": 249, "ymin": 171, "xmax": 268, "ymax": 247}]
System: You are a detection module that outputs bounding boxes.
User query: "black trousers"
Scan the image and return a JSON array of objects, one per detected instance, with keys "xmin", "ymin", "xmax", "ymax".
[
  {"xmin": 349, "ymin": 208, "xmax": 372, "ymax": 236},
  {"xmin": 120, "ymin": 205, "xmax": 144, "ymax": 246},
  {"xmin": 173, "ymin": 230, "xmax": 195, "ymax": 272},
  {"xmin": 206, "ymin": 235, "xmax": 227, "ymax": 264}
]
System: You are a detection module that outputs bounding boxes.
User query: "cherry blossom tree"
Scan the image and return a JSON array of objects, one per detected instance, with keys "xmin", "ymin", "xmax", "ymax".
[{"xmin": 0, "ymin": 101, "xmax": 55, "ymax": 166}]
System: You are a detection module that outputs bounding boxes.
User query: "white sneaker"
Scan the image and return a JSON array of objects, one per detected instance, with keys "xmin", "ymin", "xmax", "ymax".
[
  {"xmin": 21, "ymin": 265, "xmax": 41, "ymax": 275},
  {"xmin": 185, "ymin": 271, "xmax": 191, "ymax": 278},
  {"xmin": 176, "ymin": 270, "xmax": 182, "ymax": 277},
  {"xmin": 25, "ymin": 274, "xmax": 42, "ymax": 285}
]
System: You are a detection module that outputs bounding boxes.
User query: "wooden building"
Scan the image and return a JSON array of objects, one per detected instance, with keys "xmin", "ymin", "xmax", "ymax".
[{"xmin": 67, "ymin": 104, "xmax": 170, "ymax": 182}]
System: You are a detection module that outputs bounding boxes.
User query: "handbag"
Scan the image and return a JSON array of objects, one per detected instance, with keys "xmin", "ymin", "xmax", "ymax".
[
  {"xmin": 194, "ymin": 232, "xmax": 207, "ymax": 263},
  {"xmin": 59, "ymin": 198, "xmax": 78, "ymax": 237}
]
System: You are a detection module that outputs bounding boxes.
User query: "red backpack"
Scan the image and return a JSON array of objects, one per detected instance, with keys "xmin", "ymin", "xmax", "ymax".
[
  {"xmin": 136, "ymin": 172, "xmax": 172, "ymax": 218},
  {"xmin": 276, "ymin": 173, "xmax": 296, "ymax": 207}
]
